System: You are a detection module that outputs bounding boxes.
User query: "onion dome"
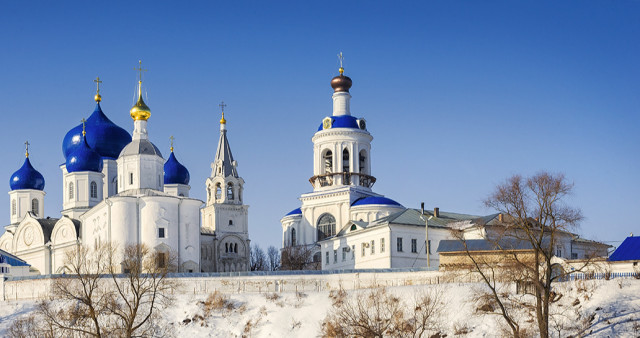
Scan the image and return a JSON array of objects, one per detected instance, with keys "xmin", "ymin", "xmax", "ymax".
[
  {"xmin": 331, "ymin": 66, "xmax": 352, "ymax": 93},
  {"xmin": 62, "ymin": 103, "xmax": 131, "ymax": 160},
  {"xmin": 351, "ymin": 196, "xmax": 403, "ymax": 207},
  {"xmin": 10, "ymin": 152, "xmax": 45, "ymax": 191},
  {"xmin": 130, "ymin": 89, "xmax": 151, "ymax": 121},
  {"xmin": 66, "ymin": 123, "xmax": 103, "ymax": 173},
  {"xmin": 164, "ymin": 148, "xmax": 190, "ymax": 185}
]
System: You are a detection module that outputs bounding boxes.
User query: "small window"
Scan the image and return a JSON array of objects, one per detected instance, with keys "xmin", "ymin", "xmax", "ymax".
[
  {"xmin": 556, "ymin": 246, "xmax": 563, "ymax": 258},
  {"xmin": 342, "ymin": 148, "xmax": 350, "ymax": 173},
  {"xmin": 156, "ymin": 252, "xmax": 167, "ymax": 268},
  {"xmin": 350, "ymin": 224, "xmax": 357, "ymax": 231},
  {"xmin": 227, "ymin": 183, "xmax": 234, "ymax": 200},
  {"xmin": 11, "ymin": 200, "xmax": 16, "ymax": 215},
  {"xmin": 291, "ymin": 228, "xmax": 297, "ymax": 247},
  {"xmin": 571, "ymin": 253, "xmax": 578, "ymax": 259},
  {"xmin": 229, "ymin": 220, "xmax": 233, "ymax": 226},
  {"xmin": 129, "ymin": 173, "xmax": 133, "ymax": 185},
  {"xmin": 352, "ymin": 245, "xmax": 355, "ymax": 259},
  {"xmin": 31, "ymin": 199, "xmax": 38, "ymax": 216},
  {"xmin": 333, "ymin": 250, "xmax": 337, "ymax": 263},
  {"xmin": 361, "ymin": 243, "xmax": 366, "ymax": 257},
  {"xmin": 188, "ymin": 269, "xmax": 193, "ymax": 273},
  {"xmin": 411, "ymin": 239, "xmax": 417, "ymax": 253},
  {"xmin": 342, "ymin": 247, "xmax": 347, "ymax": 261},
  {"xmin": 158, "ymin": 228, "xmax": 165, "ymax": 238},
  {"xmin": 225, "ymin": 243, "xmax": 229, "ymax": 253},
  {"xmin": 325, "ymin": 251, "xmax": 329, "ymax": 264},
  {"xmin": 371, "ymin": 240, "xmax": 375, "ymax": 254},
  {"xmin": 397, "ymin": 237, "xmax": 403, "ymax": 252},
  {"xmin": 234, "ymin": 243, "xmax": 238, "ymax": 253},
  {"xmin": 381, "ymin": 238, "xmax": 385, "ymax": 253},
  {"xmin": 69, "ymin": 182, "xmax": 74, "ymax": 200},
  {"xmin": 90, "ymin": 181, "xmax": 98, "ymax": 198}
]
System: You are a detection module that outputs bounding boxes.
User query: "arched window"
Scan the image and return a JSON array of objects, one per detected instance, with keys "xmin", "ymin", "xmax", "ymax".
[
  {"xmin": 113, "ymin": 177, "xmax": 118, "ymax": 194},
  {"xmin": 31, "ymin": 199, "xmax": 38, "ymax": 216},
  {"xmin": 207, "ymin": 187, "xmax": 211, "ymax": 201},
  {"xmin": 291, "ymin": 228, "xmax": 297, "ymax": 246},
  {"xmin": 342, "ymin": 148, "xmax": 350, "ymax": 173},
  {"xmin": 359, "ymin": 150, "xmax": 367, "ymax": 174},
  {"xmin": 227, "ymin": 183, "xmax": 234, "ymax": 200},
  {"xmin": 317, "ymin": 213, "xmax": 336, "ymax": 241},
  {"xmin": 234, "ymin": 243, "xmax": 238, "ymax": 253},
  {"xmin": 238, "ymin": 186, "xmax": 242, "ymax": 202},
  {"xmin": 323, "ymin": 150, "xmax": 333, "ymax": 174},
  {"xmin": 90, "ymin": 181, "xmax": 98, "ymax": 199},
  {"xmin": 229, "ymin": 220, "xmax": 233, "ymax": 226},
  {"xmin": 225, "ymin": 243, "xmax": 229, "ymax": 253},
  {"xmin": 215, "ymin": 183, "xmax": 222, "ymax": 200},
  {"xmin": 129, "ymin": 173, "xmax": 134, "ymax": 185},
  {"xmin": 11, "ymin": 200, "xmax": 16, "ymax": 215},
  {"xmin": 69, "ymin": 182, "xmax": 74, "ymax": 200}
]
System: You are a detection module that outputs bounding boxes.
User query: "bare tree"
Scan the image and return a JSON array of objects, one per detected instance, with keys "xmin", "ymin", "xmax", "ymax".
[
  {"xmin": 463, "ymin": 172, "xmax": 584, "ymax": 338},
  {"xmin": 280, "ymin": 245, "xmax": 318, "ymax": 270},
  {"xmin": 106, "ymin": 244, "xmax": 178, "ymax": 337},
  {"xmin": 250, "ymin": 244, "xmax": 267, "ymax": 271},
  {"xmin": 266, "ymin": 245, "xmax": 280, "ymax": 271}
]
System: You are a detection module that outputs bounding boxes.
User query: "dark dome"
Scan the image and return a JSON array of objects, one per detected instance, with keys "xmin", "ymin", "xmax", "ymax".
[
  {"xmin": 66, "ymin": 136, "xmax": 103, "ymax": 173},
  {"xmin": 351, "ymin": 196, "xmax": 403, "ymax": 207},
  {"xmin": 10, "ymin": 157, "xmax": 45, "ymax": 191},
  {"xmin": 331, "ymin": 75, "xmax": 352, "ymax": 93},
  {"xmin": 164, "ymin": 152, "xmax": 190, "ymax": 185},
  {"xmin": 62, "ymin": 103, "xmax": 131, "ymax": 160}
]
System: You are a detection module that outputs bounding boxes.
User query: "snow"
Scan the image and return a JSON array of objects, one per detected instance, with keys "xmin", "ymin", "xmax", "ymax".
[{"xmin": 1, "ymin": 278, "xmax": 639, "ymax": 337}]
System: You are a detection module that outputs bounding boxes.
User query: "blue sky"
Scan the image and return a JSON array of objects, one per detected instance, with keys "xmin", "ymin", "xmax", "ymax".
[{"xmin": 0, "ymin": 1, "xmax": 638, "ymax": 249}]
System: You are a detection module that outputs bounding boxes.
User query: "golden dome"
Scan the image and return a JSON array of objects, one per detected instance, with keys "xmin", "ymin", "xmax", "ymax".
[
  {"xmin": 130, "ymin": 81, "xmax": 151, "ymax": 121},
  {"xmin": 220, "ymin": 113, "xmax": 226, "ymax": 124},
  {"xmin": 94, "ymin": 94, "xmax": 102, "ymax": 102}
]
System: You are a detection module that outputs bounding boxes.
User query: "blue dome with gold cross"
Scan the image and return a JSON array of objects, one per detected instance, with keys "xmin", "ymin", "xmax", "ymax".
[
  {"xmin": 10, "ymin": 155, "xmax": 45, "ymax": 191},
  {"xmin": 164, "ymin": 151, "xmax": 190, "ymax": 185},
  {"xmin": 66, "ymin": 133, "xmax": 104, "ymax": 173},
  {"xmin": 62, "ymin": 103, "xmax": 131, "ymax": 160}
]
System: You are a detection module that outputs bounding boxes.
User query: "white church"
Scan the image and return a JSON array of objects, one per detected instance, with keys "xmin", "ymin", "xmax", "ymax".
[{"xmin": 0, "ymin": 65, "xmax": 250, "ymax": 274}]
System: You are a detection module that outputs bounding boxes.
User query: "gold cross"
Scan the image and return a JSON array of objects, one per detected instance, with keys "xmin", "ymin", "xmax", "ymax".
[
  {"xmin": 94, "ymin": 77, "xmax": 102, "ymax": 95},
  {"xmin": 338, "ymin": 52, "xmax": 344, "ymax": 75},
  {"xmin": 134, "ymin": 60, "xmax": 147, "ymax": 82},
  {"xmin": 24, "ymin": 140, "xmax": 30, "ymax": 158},
  {"xmin": 170, "ymin": 135, "xmax": 174, "ymax": 152},
  {"xmin": 219, "ymin": 101, "xmax": 227, "ymax": 113},
  {"xmin": 81, "ymin": 118, "xmax": 87, "ymax": 136}
]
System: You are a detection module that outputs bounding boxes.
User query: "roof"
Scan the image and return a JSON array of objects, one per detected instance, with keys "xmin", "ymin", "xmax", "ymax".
[
  {"xmin": 317, "ymin": 115, "xmax": 365, "ymax": 131},
  {"xmin": 609, "ymin": 236, "xmax": 640, "ymax": 261},
  {"xmin": 66, "ymin": 136, "xmax": 103, "ymax": 173},
  {"xmin": 10, "ymin": 157, "xmax": 45, "ymax": 191},
  {"xmin": 351, "ymin": 196, "xmax": 403, "ymax": 207},
  {"xmin": 212, "ymin": 129, "xmax": 238, "ymax": 178},
  {"xmin": 164, "ymin": 152, "xmax": 190, "ymax": 185},
  {"xmin": 119, "ymin": 139, "xmax": 163, "ymax": 158},
  {"xmin": 0, "ymin": 248, "xmax": 30, "ymax": 267},
  {"xmin": 437, "ymin": 239, "xmax": 534, "ymax": 253},
  {"xmin": 284, "ymin": 207, "xmax": 302, "ymax": 216},
  {"xmin": 35, "ymin": 217, "xmax": 60, "ymax": 243}
]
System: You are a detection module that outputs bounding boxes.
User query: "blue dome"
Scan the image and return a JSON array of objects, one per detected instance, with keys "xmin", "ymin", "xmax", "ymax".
[
  {"xmin": 10, "ymin": 157, "xmax": 45, "ymax": 191},
  {"xmin": 317, "ymin": 115, "xmax": 361, "ymax": 131},
  {"xmin": 62, "ymin": 103, "xmax": 131, "ymax": 160},
  {"xmin": 351, "ymin": 196, "xmax": 403, "ymax": 207},
  {"xmin": 284, "ymin": 207, "xmax": 302, "ymax": 216},
  {"xmin": 66, "ymin": 136, "xmax": 103, "ymax": 173},
  {"xmin": 164, "ymin": 152, "xmax": 190, "ymax": 185}
]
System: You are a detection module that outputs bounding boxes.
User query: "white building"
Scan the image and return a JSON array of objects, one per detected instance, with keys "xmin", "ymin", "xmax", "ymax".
[{"xmin": 0, "ymin": 68, "xmax": 250, "ymax": 274}]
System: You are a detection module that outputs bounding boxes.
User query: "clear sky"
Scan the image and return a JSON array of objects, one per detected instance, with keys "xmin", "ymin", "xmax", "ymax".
[{"xmin": 0, "ymin": 1, "xmax": 638, "ymax": 250}]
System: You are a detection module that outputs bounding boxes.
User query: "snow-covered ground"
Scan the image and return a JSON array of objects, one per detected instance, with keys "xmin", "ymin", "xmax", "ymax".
[{"xmin": 1, "ymin": 278, "xmax": 639, "ymax": 337}]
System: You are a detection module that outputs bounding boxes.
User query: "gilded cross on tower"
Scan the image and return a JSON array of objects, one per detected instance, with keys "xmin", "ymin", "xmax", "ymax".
[
  {"xmin": 24, "ymin": 141, "xmax": 30, "ymax": 158},
  {"xmin": 81, "ymin": 118, "xmax": 87, "ymax": 136},
  {"xmin": 93, "ymin": 76, "xmax": 103, "ymax": 102},
  {"xmin": 134, "ymin": 60, "xmax": 147, "ymax": 82},
  {"xmin": 219, "ymin": 101, "xmax": 227, "ymax": 124},
  {"xmin": 170, "ymin": 135, "xmax": 175, "ymax": 152},
  {"xmin": 338, "ymin": 52, "xmax": 344, "ymax": 68}
]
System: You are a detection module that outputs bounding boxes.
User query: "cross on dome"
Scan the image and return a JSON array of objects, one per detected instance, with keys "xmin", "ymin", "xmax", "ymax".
[
  {"xmin": 134, "ymin": 60, "xmax": 147, "ymax": 83},
  {"xmin": 24, "ymin": 140, "xmax": 30, "ymax": 158},
  {"xmin": 170, "ymin": 135, "xmax": 175, "ymax": 152},
  {"xmin": 94, "ymin": 77, "xmax": 102, "ymax": 102},
  {"xmin": 219, "ymin": 101, "xmax": 227, "ymax": 124},
  {"xmin": 338, "ymin": 52, "xmax": 344, "ymax": 75}
]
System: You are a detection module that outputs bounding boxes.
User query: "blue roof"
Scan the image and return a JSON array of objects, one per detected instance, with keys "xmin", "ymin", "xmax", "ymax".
[
  {"xmin": 285, "ymin": 207, "xmax": 302, "ymax": 216},
  {"xmin": 62, "ymin": 103, "xmax": 131, "ymax": 160},
  {"xmin": 609, "ymin": 236, "xmax": 640, "ymax": 261},
  {"xmin": 351, "ymin": 196, "xmax": 403, "ymax": 207},
  {"xmin": 10, "ymin": 157, "xmax": 45, "ymax": 191},
  {"xmin": 317, "ymin": 115, "xmax": 361, "ymax": 131},
  {"xmin": 164, "ymin": 152, "xmax": 190, "ymax": 185},
  {"xmin": 66, "ymin": 135, "xmax": 103, "ymax": 173},
  {"xmin": 0, "ymin": 249, "xmax": 30, "ymax": 267}
]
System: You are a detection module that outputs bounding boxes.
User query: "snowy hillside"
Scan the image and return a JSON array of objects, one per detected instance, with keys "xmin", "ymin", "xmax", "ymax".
[{"xmin": 1, "ymin": 279, "xmax": 639, "ymax": 337}]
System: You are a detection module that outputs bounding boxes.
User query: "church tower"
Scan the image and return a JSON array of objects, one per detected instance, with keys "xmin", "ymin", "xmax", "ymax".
[
  {"xmin": 200, "ymin": 103, "xmax": 250, "ymax": 272},
  {"xmin": 8, "ymin": 143, "xmax": 45, "ymax": 225}
]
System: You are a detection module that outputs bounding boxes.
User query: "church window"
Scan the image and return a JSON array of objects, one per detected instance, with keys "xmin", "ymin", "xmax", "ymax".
[
  {"xmin": 90, "ymin": 181, "xmax": 98, "ymax": 198},
  {"xmin": 361, "ymin": 243, "xmax": 366, "ymax": 257},
  {"xmin": 31, "ymin": 199, "xmax": 38, "ymax": 216},
  {"xmin": 291, "ymin": 228, "xmax": 297, "ymax": 246},
  {"xmin": 225, "ymin": 243, "xmax": 229, "ymax": 253},
  {"xmin": 351, "ymin": 245, "xmax": 355, "ymax": 259},
  {"xmin": 129, "ymin": 173, "xmax": 133, "ymax": 185},
  {"xmin": 158, "ymin": 228, "xmax": 165, "ymax": 238},
  {"xmin": 350, "ymin": 224, "xmax": 357, "ymax": 231},
  {"xmin": 234, "ymin": 243, "xmax": 238, "ymax": 253},
  {"xmin": 229, "ymin": 220, "xmax": 233, "ymax": 226},
  {"xmin": 113, "ymin": 178, "xmax": 118, "ymax": 194},
  {"xmin": 359, "ymin": 150, "xmax": 367, "ymax": 174},
  {"xmin": 316, "ymin": 213, "xmax": 336, "ymax": 241},
  {"xmin": 333, "ymin": 250, "xmax": 337, "ymax": 263},
  {"xmin": 69, "ymin": 182, "xmax": 74, "ymax": 200},
  {"xmin": 411, "ymin": 239, "xmax": 417, "ymax": 253},
  {"xmin": 215, "ymin": 183, "xmax": 222, "ymax": 200},
  {"xmin": 323, "ymin": 150, "xmax": 333, "ymax": 174},
  {"xmin": 325, "ymin": 251, "xmax": 329, "ymax": 265},
  {"xmin": 227, "ymin": 183, "xmax": 234, "ymax": 200},
  {"xmin": 342, "ymin": 247, "xmax": 346, "ymax": 261},
  {"xmin": 207, "ymin": 187, "xmax": 211, "ymax": 201},
  {"xmin": 381, "ymin": 238, "xmax": 385, "ymax": 253},
  {"xmin": 342, "ymin": 148, "xmax": 350, "ymax": 173},
  {"xmin": 371, "ymin": 240, "xmax": 375, "ymax": 254},
  {"xmin": 397, "ymin": 237, "xmax": 403, "ymax": 252},
  {"xmin": 156, "ymin": 252, "xmax": 167, "ymax": 268},
  {"xmin": 11, "ymin": 200, "xmax": 16, "ymax": 215}
]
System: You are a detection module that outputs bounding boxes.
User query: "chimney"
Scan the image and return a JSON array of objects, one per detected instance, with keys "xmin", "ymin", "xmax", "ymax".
[
  {"xmin": 498, "ymin": 213, "xmax": 504, "ymax": 222},
  {"xmin": 421, "ymin": 202, "xmax": 425, "ymax": 215},
  {"xmin": 433, "ymin": 207, "xmax": 439, "ymax": 218}
]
